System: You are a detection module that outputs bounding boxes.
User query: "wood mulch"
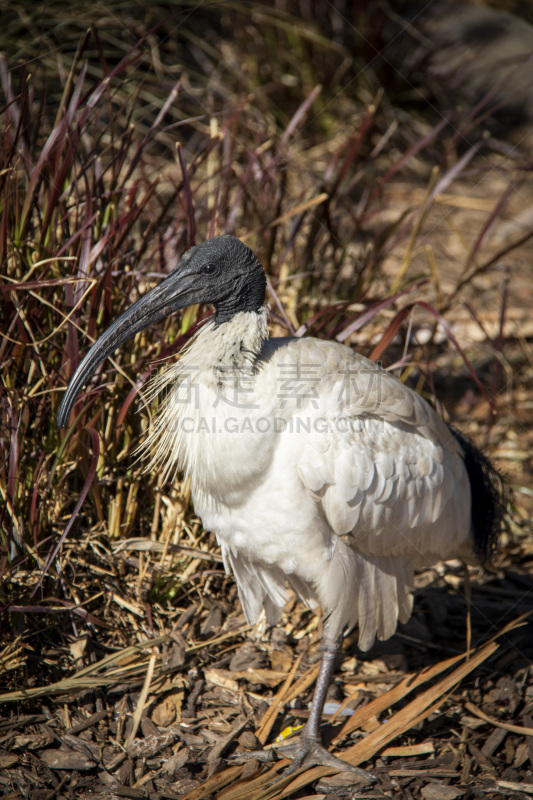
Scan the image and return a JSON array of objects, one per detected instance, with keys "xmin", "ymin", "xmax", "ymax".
[{"xmin": 1, "ymin": 524, "xmax": 532, "ymax": 800}]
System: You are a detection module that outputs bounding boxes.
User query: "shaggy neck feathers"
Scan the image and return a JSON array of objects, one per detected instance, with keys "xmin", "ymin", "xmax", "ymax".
[
  {"xmin": 140, "ymin": 308, "xmax": 269, "ymax": 482},
  {"xmin": 187, "ymin": 307, "xmax": 269, "ymax": 371}
]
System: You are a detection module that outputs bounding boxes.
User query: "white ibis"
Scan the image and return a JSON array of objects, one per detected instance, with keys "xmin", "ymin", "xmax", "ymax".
[{"xmin": 57, "ymin": 235, "xmax": 505, "ymax": 776}]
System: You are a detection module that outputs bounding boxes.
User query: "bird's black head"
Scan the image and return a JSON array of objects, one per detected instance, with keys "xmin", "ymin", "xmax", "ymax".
[
  {"xmin": 177, "ymin": 234, "xmax": 266, "ymax": 324},
  {"xmin": 57, "ymin": 235, "xmax": 266, "ymax": 428}
]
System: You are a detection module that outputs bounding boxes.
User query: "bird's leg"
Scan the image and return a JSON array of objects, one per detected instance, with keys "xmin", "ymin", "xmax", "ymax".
[
  {"xmin": 300, "ymin": 633, "xmax": 342, "ymax": 744},
  {"xmin": 230, "ymin": 634, "xmax": 374, "ymax": 780},
  {"xmin": 277, "ymin": 633, "xmax": 373, "ymax": 780}
]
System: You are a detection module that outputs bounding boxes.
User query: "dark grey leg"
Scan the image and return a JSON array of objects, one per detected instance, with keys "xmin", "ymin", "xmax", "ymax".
[
  {"xmin": 301, "ymin": 633, "xmax": 343, "ymax": 741},
  {"xmin": 278, "ymin": 633, "xmax": 375, "ymax": 780},
  {"xmin": 230, "ymin": 632, "xmax": 375, "ymax": 781}
]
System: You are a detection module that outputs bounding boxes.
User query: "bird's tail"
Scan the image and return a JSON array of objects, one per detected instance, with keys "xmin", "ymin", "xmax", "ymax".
[{"xmin": 449, "ymin": 426, "xmax": 508, "ymax": 562}]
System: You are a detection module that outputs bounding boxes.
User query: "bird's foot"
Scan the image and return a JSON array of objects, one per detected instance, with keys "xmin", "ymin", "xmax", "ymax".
[
  {"xmin": 231, "ymin": 737, "xmax": 374, "ymax": 783},
  {"xmin": 276, "ymin": 736, "xmax": 374, "ymax": 781}
]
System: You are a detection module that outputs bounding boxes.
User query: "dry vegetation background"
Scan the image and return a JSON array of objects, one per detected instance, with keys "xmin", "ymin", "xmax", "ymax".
[{"xmin": 1, "ymin": 2, "xmax": 533, "ymax": 799}]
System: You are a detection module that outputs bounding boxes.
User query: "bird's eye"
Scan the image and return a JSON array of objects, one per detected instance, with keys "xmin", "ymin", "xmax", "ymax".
[{"xmin": 201, "ymin": 263, "xmax": 218, "ymax": 276}]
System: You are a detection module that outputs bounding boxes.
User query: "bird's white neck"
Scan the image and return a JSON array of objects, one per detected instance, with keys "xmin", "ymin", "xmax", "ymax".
[
  {"xmin": 140, "ymin": 308, "xmax": 270, "ymax": 483},
  {"xmin": 189, "ymin": 307, "xmax": 269, "ymax": 373}
]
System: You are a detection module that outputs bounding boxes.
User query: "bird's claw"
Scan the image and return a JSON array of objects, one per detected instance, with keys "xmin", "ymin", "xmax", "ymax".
[
  {"xmin": 276, "ymin": 737, "xmax": 375, "ymax": 781},
  {"xmin": 230, "ymin": 738, "xmax": 375, "ymax": 783}
]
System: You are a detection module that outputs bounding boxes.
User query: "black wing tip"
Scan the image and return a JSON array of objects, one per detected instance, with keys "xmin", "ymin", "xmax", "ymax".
[{"xmin": 449, "ymin": 425, "xmax": 509, "ymax": 562}]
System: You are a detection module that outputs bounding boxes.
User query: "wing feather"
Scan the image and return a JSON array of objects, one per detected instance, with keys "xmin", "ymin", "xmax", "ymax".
[{"xmin": 229, "ymin": 337, "xmax": 475, "ymax": 650}]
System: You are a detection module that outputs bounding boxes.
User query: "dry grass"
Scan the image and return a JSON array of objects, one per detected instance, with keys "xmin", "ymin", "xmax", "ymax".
[{"xmin": 1, "ymin": 3, "xmax": 533, "ymax": 798}]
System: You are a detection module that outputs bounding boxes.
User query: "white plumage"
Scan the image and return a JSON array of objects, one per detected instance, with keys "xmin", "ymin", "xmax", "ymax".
[
  {"xmin": 58, "ymin": 235, "xmax": 503, "ymax": 775},
  {"xmin": 143, "ymin": 308, "xmax": 472, "ymax": 652}
]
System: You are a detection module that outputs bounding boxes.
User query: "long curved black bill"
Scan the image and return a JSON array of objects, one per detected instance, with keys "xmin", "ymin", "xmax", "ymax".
[{"xmin": 57, "ymin": 269, "xmax": 199, "ymax": 428}]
